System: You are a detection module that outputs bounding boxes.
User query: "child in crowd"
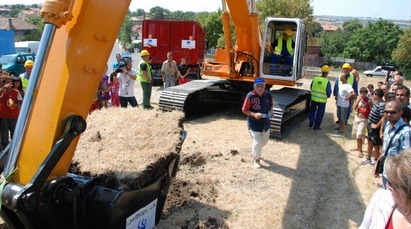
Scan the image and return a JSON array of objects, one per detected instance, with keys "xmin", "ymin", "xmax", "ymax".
[
  {"xmin": 100, "ymin": 65, "xmax": 111, "ymax": 108},
  {"xmin": 178, "ymin": 57, "xmax": 190, "ymax": 85},
  {"xmin": 366, "ymin": 84, "xmax": 374, "ymax": 100},
  {"xmin": 12, "ymin": 76, "xmax": 24, "ymax": 99},
  {"xmin": 334, "ymin": 73, "xmax": 355, "ymax": 134},
  {"xmin": 377, "ymin": 81, "xmax": 384, "ymax": 89},
  {"xmin": 89, "ymin": 92, "xmax": 100, "ymax": 114},
  {"xmin": 109, "ymin": 72, "xmax": 120, "ymax": 107},
  {"xmin": 351, "ymin": 87, "xmax": 373, "ymax": 158},
  {"xmin": 0, "ymin": 75, "xmax": 23, "ymax": 148}
]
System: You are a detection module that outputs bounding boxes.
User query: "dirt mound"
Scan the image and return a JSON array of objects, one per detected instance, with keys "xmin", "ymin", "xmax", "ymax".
[{"xmin": 70, "ymin": 108, "xmax": 185, "ymax": 190}]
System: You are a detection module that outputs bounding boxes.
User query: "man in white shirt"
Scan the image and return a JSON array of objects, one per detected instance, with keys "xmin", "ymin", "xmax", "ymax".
[{"xmin": 117, "ymin": 60, "xmax": 138, "ymax": 108}]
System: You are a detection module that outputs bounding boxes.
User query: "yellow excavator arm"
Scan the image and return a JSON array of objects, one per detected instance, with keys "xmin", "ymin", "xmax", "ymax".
[
  {"xmin": 12, "ymin": 0, "xmax": 130, "ymax": 185},
  {"xmin": 204, "ymin": 0, "xmax": 262, "ymax": 79}
]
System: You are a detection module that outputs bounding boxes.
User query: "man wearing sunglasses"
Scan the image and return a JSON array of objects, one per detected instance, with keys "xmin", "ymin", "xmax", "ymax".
[{"xmin": 377, "ymin": 100, "xmax": 411, "ymax": 189}]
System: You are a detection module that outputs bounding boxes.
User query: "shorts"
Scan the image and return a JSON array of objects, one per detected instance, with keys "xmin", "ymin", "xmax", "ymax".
[
  {"xmin": 352, "ymin": 116, "xmax": 367, "ymax": 139},
  {"xmin": 337, "ymin": 106, "xmax": 348, "ymax": 122},
  {"xmin": 367, "ymin": 123, "xmax": 382, "ymax": 146}
]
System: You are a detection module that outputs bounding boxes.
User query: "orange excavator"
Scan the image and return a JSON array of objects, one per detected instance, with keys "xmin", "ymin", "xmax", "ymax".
[
  {"xmin": 159, "ymin": 0, "xmax": 310, "ymax": 138},
  {"xmin": 0, "ymin": 0, "xmax": 185, "ymax": 228}
]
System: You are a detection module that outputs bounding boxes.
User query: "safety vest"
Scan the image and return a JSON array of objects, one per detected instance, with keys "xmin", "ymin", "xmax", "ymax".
[
  {"xmin": 19, "ymin": 73, "xmax": 29, "ymax": 89},
  {"xmin": 275, "ymin": 36, "xmax": 294, "ymax": 56},
  {"xmin": 137, "ymin": 60, "xmax": 152, "ymax": 82},
  {"xmin": 338, "ymin": 73, "xmax": 354, "ymax": 86},
  {"xmin": 311, "ymin": 76, "xmax": 329, "ymax": 103}
]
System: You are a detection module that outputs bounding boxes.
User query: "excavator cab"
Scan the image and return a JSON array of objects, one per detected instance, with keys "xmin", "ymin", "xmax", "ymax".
[{"xmin": 261, "ymin": 18, "xmax": 307, "ymax": 83}]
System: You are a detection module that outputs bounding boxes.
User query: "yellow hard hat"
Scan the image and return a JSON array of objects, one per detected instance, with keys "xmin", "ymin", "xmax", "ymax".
[
  {"xmin": 24, "ymin": 60, "xmax": 34, "ymax": 67},
  {"xmin": 141, "ymin": 50, "xmax": 150, "ymax": 57},
  {"xmin": 284, "ymin": 28, "xmax": 292, "ymax": 36},
  {"xmin": 321, "ymin": 65, "xmax": 330, "ymax": 72},
  {"xmin": 342, "ymin": 63, "xmax": 351, "ymax": 69}
]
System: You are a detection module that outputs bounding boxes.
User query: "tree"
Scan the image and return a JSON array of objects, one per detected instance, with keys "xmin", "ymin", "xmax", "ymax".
[
  {"xmin": 202, "ymin": 11, "xmax": 223, "ymax": 48},
  {"xmin": 319, "ymin": 28, "xmax": 347, "ymax": 61},
  {"xmin": 148, "ymin": 6, "xmax": 170, "ymax": 19},
  {"xmin": 342, "ymin": 19, "xmax": 403, "ymax": 63},
  {"xmin": 256, "ymin": 0, "xmax": 315, "ymax": 43},
  {"xmin": 195, "ymin": 12, "xmax": 210, "ymax": 26},
  {"xmin": 136, "ymin": 9, "xmax": 145, "ymax": 17},
  {"xmin": 21, "ymin": 16, "xmax": 44, "ymax": 41},
  {"xmin": 342, "ymin": 19, "xmax": 363, "ymax": 34},
  {"xmin": 170, "ymin": 11, "xmax": 196, "ymax": 20},
  {"xmin": 118, "ymin": 16, "xmax": 133, "ymax": 49},
  {"xmin": 392, "ymin": 28, "xmax": 411, "ymax": 79},
  {"xmin": 310, "ymin": 21, "xmax": 323, "ymax": 39}
]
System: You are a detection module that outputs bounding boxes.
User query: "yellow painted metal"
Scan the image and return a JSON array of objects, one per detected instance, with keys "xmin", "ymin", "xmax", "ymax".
[
  {"xmin": 204, "ymin": 0, "xmax": 262, "ymax": 80},
  {"xmin": 15, "ymin": 0, "xmax": 131, "ymax": 185},
  {"xmin": 40, "ymin": 0, "xmax": 74, "ymax": 28}
]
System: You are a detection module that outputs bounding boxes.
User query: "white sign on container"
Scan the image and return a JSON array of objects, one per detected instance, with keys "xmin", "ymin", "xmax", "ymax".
[
  {"xmin": 181, "ymin": 40, "xmax": 196, "ymax": 49},
  {"xmin": 126, "ymin": 199, "xmax": 157, "ymax": 229},
  {"xmin": 143, "ymin": 38, "xmax": 157, "ymax": 47}
]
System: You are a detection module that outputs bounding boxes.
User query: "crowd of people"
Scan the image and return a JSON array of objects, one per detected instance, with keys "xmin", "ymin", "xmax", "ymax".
[
  {"xmin": 308, "ymin": 64, "xmax": 411, "ymax": 228},
  {"xmin": 0, "ymin": 61, "xmax": 29, "ymax": 150},
  {"xmin": 89, "ymin": 49, "xmax": 191, "ymax": 113},
  {"xmin": 242, "ymin": 63, "xmax": 411, "ymax": 226},
  {"xmin": 0, "ymin": 49, "xmax": 192, "ymax": 150}
]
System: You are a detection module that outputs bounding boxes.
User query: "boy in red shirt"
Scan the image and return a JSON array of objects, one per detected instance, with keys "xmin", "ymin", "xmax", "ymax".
[
  {"xmin": 351, "ymin": 87, "xmax": 373, "ymax": 157},
  {"xmin": 178, "ymin": 57, "xmax": 190, "ymax": 85}
]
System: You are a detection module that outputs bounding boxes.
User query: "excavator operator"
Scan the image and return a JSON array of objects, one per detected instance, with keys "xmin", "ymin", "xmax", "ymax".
[{"xmin": 270, "ymin": 28, "xmax": 295, "ymax": 74}]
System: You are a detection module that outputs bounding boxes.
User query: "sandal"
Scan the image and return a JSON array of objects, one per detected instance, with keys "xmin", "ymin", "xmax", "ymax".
[{"xmin": 358, "ymin": 152, "xmax": 364, "ymax": 158}]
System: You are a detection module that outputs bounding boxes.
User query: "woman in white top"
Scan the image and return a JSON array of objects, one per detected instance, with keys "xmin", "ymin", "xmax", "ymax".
[{"xmin": 360, "ymin": 148, "xmax": 411, "ymax": 228}]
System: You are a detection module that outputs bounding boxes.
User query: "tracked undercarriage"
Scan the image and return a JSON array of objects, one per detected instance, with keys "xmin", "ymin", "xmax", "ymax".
[{"xmin": 159, "ymin": 80, "xmax": 310, "ymax": 138}]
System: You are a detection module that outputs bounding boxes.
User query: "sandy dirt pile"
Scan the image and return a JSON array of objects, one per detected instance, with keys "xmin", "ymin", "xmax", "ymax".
[{"xmin": 71, "ymin": 108, "xmax": 184, "ymax": 190}]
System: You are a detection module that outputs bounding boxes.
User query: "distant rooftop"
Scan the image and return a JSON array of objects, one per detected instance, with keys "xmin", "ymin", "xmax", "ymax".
[{"xmin": 0, "ymin": 17, "xmax": 37, "ymax": 30}]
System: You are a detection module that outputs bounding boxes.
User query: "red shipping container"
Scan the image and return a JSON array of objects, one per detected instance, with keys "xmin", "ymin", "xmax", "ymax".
[{"xmin": 142, "ymin": 19, "xmax": 206, "ymax": 85}]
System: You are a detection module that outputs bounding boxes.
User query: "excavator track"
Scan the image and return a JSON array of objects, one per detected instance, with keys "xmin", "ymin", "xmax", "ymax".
[
  {"xmin": 159, "ymin": 79, "xmax": 244, "ymax": 116},
  {"xmin": 270, "ymin": 87, "xmax": 311, "ymax": 138},
  {"xmin": 159, "ymin": 80, "xmax": 310, "ymax": 138}
]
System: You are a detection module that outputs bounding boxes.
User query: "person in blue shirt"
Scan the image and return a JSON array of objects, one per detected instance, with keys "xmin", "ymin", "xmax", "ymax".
[
  {"xmin": 242, "ymin": 78, "xmax": 273, "ymax": 168},
  {"xmin": 112, "ymin": 53, "xmax": 124, "ymax": 72}
]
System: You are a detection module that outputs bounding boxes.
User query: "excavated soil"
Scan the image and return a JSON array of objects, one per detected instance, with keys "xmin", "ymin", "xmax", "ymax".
[{"xmin": 70, "ymin": 108, "xmax": 185, "ymax": 190}]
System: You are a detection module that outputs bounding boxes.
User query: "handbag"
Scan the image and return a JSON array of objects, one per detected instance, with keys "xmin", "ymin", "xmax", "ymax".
[
  {"xmin": 375, "ymin": 155, "xmax": 385, "ymax": 175},
  {"xmin": 374, "ymin": 124, "xmax": 407, "ymax": 176}
]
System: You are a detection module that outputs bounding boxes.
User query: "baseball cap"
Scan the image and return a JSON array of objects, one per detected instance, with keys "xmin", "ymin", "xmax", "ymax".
[{"xmin": 254, "ymin": 78, "xmax": 265, "ymax": 85}]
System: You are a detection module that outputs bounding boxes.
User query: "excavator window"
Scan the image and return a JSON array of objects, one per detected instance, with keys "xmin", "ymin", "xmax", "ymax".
[{"xmin": 262, "ymin": 20, "xmax": 299, "ymax": 77}]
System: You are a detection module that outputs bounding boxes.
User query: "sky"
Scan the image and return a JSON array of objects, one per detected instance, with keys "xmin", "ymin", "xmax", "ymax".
[{"xmin": 2, "ymin": 0, "xmax": 410, "ymax": 21}]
